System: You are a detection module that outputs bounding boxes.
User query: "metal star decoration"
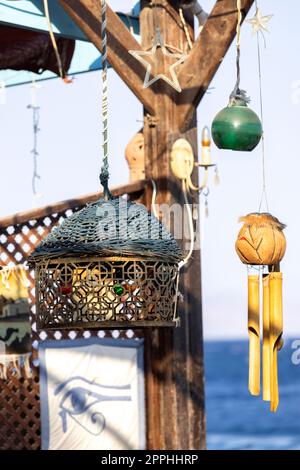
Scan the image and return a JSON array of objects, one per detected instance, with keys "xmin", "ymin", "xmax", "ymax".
[
  {"xmin": 129, "ymin": 28, "xmax": 187, "ymax": 92},
  {"xmin": 247, "ymin": 8, "xmax": 273, "ymax": 35}
]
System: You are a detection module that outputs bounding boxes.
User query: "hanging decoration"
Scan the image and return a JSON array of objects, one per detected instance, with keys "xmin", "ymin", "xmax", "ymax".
[
  {"xmin": 170, "ymin": 126, "xmax": 218, "ymax": 216},
  {"xmin": 27, "ymin": 80, "xmax": 42, "ymax": 199},
  {"xmin": 0, "ymin": 265, "xmax": 31, "ymax": 380},
  {"xmin": 211, "ymin": 0, "xmax": 262, "ymax": 151},
  {"xmin": 246, "ymin": 7, "xmax": 273, "ymax": 36},
  {"xmin": 28, "ymin": 0, "xmax": 183, "ymax": 330},
  {"xmin": 129, "ymin": 27, "xmax": 187, "ymax": 92},
  {"xmin": 235, "ymin": 2, "xmax": 285, "ymax": 412},
  {"xmin": 129, "ymin": 0, "xmax": 187, "ymax": 92},
  {"xmin": 235, "ymin": 214, "xmax": 286, "ymax": 412}
]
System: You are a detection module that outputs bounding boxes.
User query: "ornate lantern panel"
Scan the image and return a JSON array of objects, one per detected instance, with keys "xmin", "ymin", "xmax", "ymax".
[{"xmin": 34, "ymin": 257, "xmax": 179, "ymax": 329}]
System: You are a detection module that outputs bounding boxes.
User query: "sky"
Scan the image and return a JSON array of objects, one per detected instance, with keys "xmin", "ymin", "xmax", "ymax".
[{"xmin": 0, "ymin": 0, "xmax": 299, "ymax": 339}]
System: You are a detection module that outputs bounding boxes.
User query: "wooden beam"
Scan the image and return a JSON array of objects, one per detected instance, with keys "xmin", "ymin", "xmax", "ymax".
[
  {"xmin": 141, "ymin": 1, "xmax": 205, "ymax": 450},
  {"xmin": 177, "ymin": 0, "xmax": 255, "ymax": 131},
  {"xmin": 58, "ymin": 0, "xmax": 156, "ymax": 115},
  {"xmin": 0, "ymin": 179, "xmax": 147, "ymax": 229}
]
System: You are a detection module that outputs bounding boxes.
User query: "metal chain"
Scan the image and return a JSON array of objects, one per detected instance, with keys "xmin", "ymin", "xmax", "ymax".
[{"xmin": 99, "ymin": 0, "xmax": 111, "ymax": 199}]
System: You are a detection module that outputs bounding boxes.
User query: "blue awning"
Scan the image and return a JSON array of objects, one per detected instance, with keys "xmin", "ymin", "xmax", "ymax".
[{"xmin": 0, "ymin": 0, "xmax": 140, "ymax": 87}]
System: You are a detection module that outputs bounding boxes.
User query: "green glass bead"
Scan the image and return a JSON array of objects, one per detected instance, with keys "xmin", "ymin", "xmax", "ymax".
[
  {"xmin": 113, "ymin": 284, "xmax": 124, "ymax": 296},
  {"xmin": 211, "ymin": 103, "xmax": 262, "ymax": 151}
]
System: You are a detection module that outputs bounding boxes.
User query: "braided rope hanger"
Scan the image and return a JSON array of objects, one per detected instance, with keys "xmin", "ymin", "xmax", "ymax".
[
  {"xmin": 230, "ymin": 0, "xmax": 250, "ymax": 105},
  {"xmin": 100, "ymin": 0, "xmax": 111, "ymax": 200}
]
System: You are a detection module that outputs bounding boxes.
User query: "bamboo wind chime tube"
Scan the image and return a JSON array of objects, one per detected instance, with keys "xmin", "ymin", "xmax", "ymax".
[
  {"xmin": 248, "ymin": 274, "xmax": 260, "ymax": 396},
  {"xmin": 269, "ymin": 271, "xmax": 283, "ymax": 412},
  {"xmin": 262, "ymin": 273, "xmax": 270, "ymax": 401}
]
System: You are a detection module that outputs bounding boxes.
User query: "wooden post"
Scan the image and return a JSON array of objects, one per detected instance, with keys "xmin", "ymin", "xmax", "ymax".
[
  {"xmin": 141, "ymin": 1, "xmax": 205, "ymax": 449},
  {"xmin": 58, "ymin": 0, "xmax": 255, "ymax": 451}
]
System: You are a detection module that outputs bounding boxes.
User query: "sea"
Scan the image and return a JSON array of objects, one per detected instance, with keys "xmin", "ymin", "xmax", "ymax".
[{"xmin": 205, "ymin": 338, "xmax": 300, "ymax": 450}]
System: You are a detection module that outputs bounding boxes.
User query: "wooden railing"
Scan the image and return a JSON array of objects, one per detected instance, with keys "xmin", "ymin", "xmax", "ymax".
[{"xmin": 0, "ymin": 180, "xmax": 146, "ymax": 450}]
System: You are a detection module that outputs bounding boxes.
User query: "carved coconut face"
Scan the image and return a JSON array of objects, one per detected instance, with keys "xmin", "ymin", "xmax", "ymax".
[{"xmin": 235, "ymin": 213, "xmax": 286, "ymax": 266}]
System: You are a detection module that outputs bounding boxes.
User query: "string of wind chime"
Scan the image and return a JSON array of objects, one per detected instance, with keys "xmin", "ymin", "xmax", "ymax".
[{"xmin": 234, "ymin": 1, "xmax": 285, "ymax": 412}]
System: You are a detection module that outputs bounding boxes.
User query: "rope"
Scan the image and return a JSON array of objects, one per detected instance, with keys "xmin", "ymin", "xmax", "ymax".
[
  {"xmin": 43, "ymin": 0, "xmax": 65, "ymax": 79},
  {"xmin": 255, "ymin": 8, "xmax": 269, "ymax": 212},
  {"xmin": 179, "ymin": 8, "xmax": 193, "ymax": 50},
  {"xmin": 236, "ymin": 0, "xmax": 242, "ymax": 47},
  {"xmin": 99, "ymin": 0, "xmax": 111, "ymax": 199},
  {"xmin": 230, "ymin": 0, "xmax": 250, "ymax": 105}
]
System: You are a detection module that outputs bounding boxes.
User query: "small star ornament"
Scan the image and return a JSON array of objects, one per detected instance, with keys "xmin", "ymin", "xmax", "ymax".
[
  {"xmin": 247, "ymin": 8, "xmax": 273, "ymax": 35},
  {"xmin": 129, "ymin": 28, "xmax": 187, "ymax": 92}
]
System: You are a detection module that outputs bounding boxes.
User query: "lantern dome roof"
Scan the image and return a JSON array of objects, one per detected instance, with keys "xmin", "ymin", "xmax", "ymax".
[{"xmin": 28, "ymin": 197, "xmax": 182, "ymax": 264}]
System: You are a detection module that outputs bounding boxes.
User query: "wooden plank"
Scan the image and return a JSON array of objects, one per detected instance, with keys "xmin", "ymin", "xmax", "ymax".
[
  {"xmin": 58, "ymin": 0, "xmax": 156, "ymax": 115},
  {"xmin": 177, "ymin": 0, "xmax": 255, "ymax": 131},
  {"xmin": 0, "ymin": 179, "xmax": 147, "ymax": 229},
  {"xmin": 141, "ymin": 1, "xmax": 205, "ymax": 450}
]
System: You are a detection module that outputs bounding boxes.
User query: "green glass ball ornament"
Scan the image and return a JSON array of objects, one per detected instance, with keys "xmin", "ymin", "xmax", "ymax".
[
  {"xmin": 113, "ymin": 284, "xmax": 124, "ymax": 296},
  {"xmin": 211, "ymin": 100, "xmax": 262, "ymax": 152}
]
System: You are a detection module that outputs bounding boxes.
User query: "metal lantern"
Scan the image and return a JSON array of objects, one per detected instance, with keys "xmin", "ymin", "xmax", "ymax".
[
  {"xmin": 211, "ymin": 99, "xmax": 262, "ymax": 151},
  {"xmin": 28, "ymin": 197, "xmax": 183, "ymax": 330}
]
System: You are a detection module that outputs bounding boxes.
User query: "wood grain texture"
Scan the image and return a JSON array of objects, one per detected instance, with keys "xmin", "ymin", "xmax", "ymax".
[
  {"xmin": 141, "ymin": 0, "xmax": 205, "ymax": 450},
  {"xmin": 58, "ymin": 0, "xmax": 156, "ymax": 114}
]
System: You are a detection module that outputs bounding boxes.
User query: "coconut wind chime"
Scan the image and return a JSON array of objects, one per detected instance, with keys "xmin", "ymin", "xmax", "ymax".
[
  {"xmin": 28, "ymin": 0, "xmax": 183, "ymax": 330},
  {"xmin": 212, "ymin": 1, "xmax": 284, "ymax": 412}
]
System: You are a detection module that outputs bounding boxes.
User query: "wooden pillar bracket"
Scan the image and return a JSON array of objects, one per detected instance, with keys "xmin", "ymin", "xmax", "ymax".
[{"xmin": 58, "ymin": 0, "xmax": 157, "ymax": 115}]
